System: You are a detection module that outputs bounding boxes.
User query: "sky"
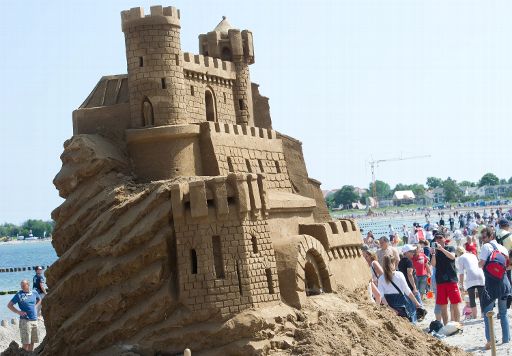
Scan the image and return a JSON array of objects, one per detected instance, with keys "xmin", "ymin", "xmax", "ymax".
[{"xmin": 1, "ymin": 0, "xmax": 512, "ymax": 223}]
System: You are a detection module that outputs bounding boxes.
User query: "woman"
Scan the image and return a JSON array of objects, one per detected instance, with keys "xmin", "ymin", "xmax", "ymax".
[
  {"xmin": 362, "ymin": 246, "xmax": 383, "ymax": 303},
  {"xmin": 455, "ymin": 246, "xmax": 484, "ymax": 319},
  {"xmin": 378, "ymin": 255, "xmax": 423, "ymax": 323}
]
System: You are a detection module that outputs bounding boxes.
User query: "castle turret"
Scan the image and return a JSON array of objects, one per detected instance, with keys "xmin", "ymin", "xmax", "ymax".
[
  {"xmin": 122, "ymin": 6, "xmax": 187, "ymax": 127},
  {"xmin": 199, "ymin": 18, "xmax": 255, "ymax": 126}
]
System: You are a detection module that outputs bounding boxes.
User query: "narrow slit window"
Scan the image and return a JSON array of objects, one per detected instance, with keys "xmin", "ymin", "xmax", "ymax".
[
  {"xmin": 238, "ymin": 99, "xmax": 244, "ymax": 110},
  {"xmin": 175, "ymin": 54, "xmax": 180, "ymax": 65},
  {"xmin": 190, "ymin": 249, "xmax": 198, "ymax": 274},
  {"xmin": 245, "ymin": 159, "xmax": 252, "ymax": 173},
  {"xmin": 190, "ymin": 85, "xmax": 195, "ymax": 96},
  {"xmin": 265, "ymin": 268, "xmax": 274, "ymax": 294},
  {"xmin": 212, "ymin": 236, "xmax": 225, "ymax": 279},
  {"xmin": 274, "ymin": 161, "xmax": 281, "ymax": 173},
  {"xmin": 223, "ymin": 92, "xmax": 227, "ymax": 103},
  {"xmin": 161, "ymin": 78, "xmax": 166, "ymax": 89},
  {"xmin": 227, "ymin": 157, "xmax": 234, "ymax": 173},
  {"xmin": 236, "ymin": 260, "xmax": 243, "ymax": 295},
  {"xmin": 139, "ymin": 56, "xmax": 143, "ymax": 67},
  {"xmin": 251, "ymin": 235, "xmax": 258, "ymax": 253},
  {"xmin": 258, "ymin": 159, "xmax": 264, "ymax": 173}
]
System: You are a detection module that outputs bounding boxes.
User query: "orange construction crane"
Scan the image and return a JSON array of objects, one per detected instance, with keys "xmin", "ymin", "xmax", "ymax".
[{"xmin": 369, "ymin": 154, "xmax": 431, "ymax": 201}]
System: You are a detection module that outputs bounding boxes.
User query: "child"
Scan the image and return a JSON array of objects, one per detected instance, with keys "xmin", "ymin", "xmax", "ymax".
[{"xmin": 462, "ymin": 295, "xmax": 472, "ymax": 321}]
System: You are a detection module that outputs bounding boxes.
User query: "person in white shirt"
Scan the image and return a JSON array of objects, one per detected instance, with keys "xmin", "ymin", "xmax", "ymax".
[
  {"xmin": 378, "ymin": 255, "xmax": 422, "ymax": 323},
  {"xmin": 456, "ymin": 247, "xmax": 484, "ymax": 319}
]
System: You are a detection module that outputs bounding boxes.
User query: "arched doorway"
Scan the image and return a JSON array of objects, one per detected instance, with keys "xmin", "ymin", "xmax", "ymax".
[
  {"xmin": 205, "ymin": 89, "xmax": 216, "ymax": 122},
  {"xmin": 304, "ymin": 251, "xmax": 331, "ymax": 295},
  {"xmin": 142, "ymin": 98, "xmax": 154, "ymax": 127}
]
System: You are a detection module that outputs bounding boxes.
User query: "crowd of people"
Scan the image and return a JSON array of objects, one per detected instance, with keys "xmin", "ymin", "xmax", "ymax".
[{"xmin": 362, "ymin": 209, "xmax": 512, "ymax": 350}]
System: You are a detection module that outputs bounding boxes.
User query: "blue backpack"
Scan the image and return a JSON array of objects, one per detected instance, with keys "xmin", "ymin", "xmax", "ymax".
[{"xmin": 484, "ymin": 243, "xmax": 509, "ymax": 281}]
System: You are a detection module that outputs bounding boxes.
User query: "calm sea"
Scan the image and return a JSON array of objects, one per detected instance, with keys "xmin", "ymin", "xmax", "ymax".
[{"xmin": 0, "ymin": 241, "xmax": 57, "ymax": 321}]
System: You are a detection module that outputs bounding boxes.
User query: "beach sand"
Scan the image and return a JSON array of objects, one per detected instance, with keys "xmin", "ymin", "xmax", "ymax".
[{"xmin": 0, "ymin": 319, "xmax": 45, "ymax": 351}]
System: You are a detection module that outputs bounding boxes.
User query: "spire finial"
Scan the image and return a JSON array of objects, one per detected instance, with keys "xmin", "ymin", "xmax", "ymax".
[{"xmin": 222, "ymin": 16, "xmax": 226, "ymax": 20}]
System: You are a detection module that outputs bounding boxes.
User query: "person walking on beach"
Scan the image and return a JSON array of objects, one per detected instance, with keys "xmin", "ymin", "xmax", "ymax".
[
  {"xmin": 413, "ymin": 245, "xmax": 430, "ymax": 300},
  {"xmin": 456, "ymin": 246, "xmax": 484, "ymax": 319},
  {"xmin": 478, "ymin": 227, "xmax": 511, "ymax": 350},
  {"xmin": 398, "ymin": 245, "xmax": 422, "ymax": 305},
  {"xmin": 376, "ymin": 236, "xmax": 400, "ymax": 269},
  {"xmin": 7, "ymin": 280, "xmax": 41, "ymax": 352},
  {"xmin": 431, "ymin": 232, "xmax": 461, "ymax": 324},
  {"xmin": 33, "ymin": 266, "xmax": 47, "ymax": 319}
]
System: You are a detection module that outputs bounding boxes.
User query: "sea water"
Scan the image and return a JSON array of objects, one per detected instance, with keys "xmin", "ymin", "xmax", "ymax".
[{"xmin": 0, "ymin": 241, "xmax": 57, "ymax": 320}]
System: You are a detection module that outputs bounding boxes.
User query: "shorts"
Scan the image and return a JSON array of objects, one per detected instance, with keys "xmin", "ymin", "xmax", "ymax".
[
  {"xmin": 467, "ymin": 286, "xmax": 483, "ymax": 308},
  {"xmin": 436, "ymin": 282, "xmax": 462, "ymax": 305},
  {"xmin": 19, "ymin": 319, "xmax": 39, "ymax": 345}
]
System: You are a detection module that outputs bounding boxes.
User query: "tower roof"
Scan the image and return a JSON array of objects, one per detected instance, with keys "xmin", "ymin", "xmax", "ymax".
[{"xmin": 213, "ymin": 16, "xmax": 235, "ymax": 36}]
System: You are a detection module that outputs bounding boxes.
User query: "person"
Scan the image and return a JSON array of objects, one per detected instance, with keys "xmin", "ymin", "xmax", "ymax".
[
  {"xmin": 453, "ymin": 229, "xmax": 463, "ymax": 247},
  {"xmin": 439, "ymin": 217, "xmax": 445, "ymax": 227},
  {"xmin": 362, "ymin": 246, "xmax": 383, "ymax": 303},
  {"xmin": 464, "ymin": 234, "xmax": 478, "ymax": 256},
  {"xmin": 449, "ymin": 215, "xmax": 455, "ymax": 231},
  {"xmin": 7, "ymin": 280, "xmax": 41, "ymax": 351},
  {"xmin": 398, "ymin": 245, "xmax": 422, "ymax": 305},
  {"xmin": 402, "ymin": 224, "xmax": 409, "ymax": 244},
  {"xmin": 388, "ymin": 224, "xmax": 395, "ymax": 236},
  {"xmin": 413, "ymin": 244, "xmax": 430, "ymax": 299},
  {"xmin": 456, "ymin": 246, "xmax": 484, "ymax": 319},
  {"xmin": 496, "ymin": 218, "xmax": 512, "ymax": 250},
  {"xmin": 431, "ymin": 232, "xmax": 462, "ymax": 324},
  {"xmin": 32, "ymin": 266, "xmax": 46, "ymax": 319},
  {"xmin": 376, "ymin": 236, "xmax": 400, "ymax": 269},
  {"xmin": 478, "ymin": 227, "xmax": 511, "ymax": 349},
  {"xmin": 408, "ymin": 224, "xmax": 419, "ymax": 245},
  {"xmin": 378, "ymin": 255, "xmax": 422, "ymax": 323}
]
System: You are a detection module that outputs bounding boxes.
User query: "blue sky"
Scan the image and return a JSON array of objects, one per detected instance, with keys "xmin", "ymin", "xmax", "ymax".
[{"xmin": 1, "ymin": 0, "xmax": 511, "ymax": 223}]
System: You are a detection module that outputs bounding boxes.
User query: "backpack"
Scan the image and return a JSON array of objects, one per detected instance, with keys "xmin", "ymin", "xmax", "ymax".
[
  {"xmin": 496, "ymin": 232, "xmax": 511, "ymax": 246},
  {"xmin": 484, "ymin": 243, "xmax": 509, "ymax": 281}
]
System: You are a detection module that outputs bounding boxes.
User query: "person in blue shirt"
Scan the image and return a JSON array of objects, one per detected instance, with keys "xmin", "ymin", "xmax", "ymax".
[
  {"xmin": 32, "ymin": 266, "xmax": 47, "ymax": 318},
  {"xmin": 7, "ymin": 280, "xmax": 41, "ymax": 351}
]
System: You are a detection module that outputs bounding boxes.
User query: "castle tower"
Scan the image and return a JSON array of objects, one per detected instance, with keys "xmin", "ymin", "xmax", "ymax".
[
  {"xmin": 122, "ymin": 6, "xmax": 187, "ymax": 127},
  {"xmin": 199, "ymin": 18, "xmax": 255, "ymax": 126}
]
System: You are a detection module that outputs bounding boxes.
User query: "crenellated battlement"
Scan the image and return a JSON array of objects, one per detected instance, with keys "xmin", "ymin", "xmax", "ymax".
[
  {"xmin": 298, "ymin": 219, "xmax": 362, "ymax": 251},
  {"xmin": 182, "ymin": 52, "xmax": 236, "ymax": 80},
  {"xmin": 201, "ymin": 121, "xmax": 277, "ymax": 140},
  {"xmin": 170, "ymin": 173, "xmax": 269, "ymax": 222},
  {"xmin": 121, "ymin": 6, "xmax": 181, "ymax": 32}
]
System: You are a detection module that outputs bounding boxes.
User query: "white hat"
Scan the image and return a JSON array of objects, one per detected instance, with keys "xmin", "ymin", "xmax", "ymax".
[{"xmin": 402, "ymin": 244, "xmax": 417, "ymax": 254}]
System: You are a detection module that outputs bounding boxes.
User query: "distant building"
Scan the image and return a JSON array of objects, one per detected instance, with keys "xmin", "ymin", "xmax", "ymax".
[{"xmin": 392, "ymin": 190, "xmax": 415, "ymax": 206}]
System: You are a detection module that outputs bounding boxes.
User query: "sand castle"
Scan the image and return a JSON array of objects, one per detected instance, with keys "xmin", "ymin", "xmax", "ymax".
[{"xmin": 43, "ymin": 6, "xmax": 370, "ymax": 355}]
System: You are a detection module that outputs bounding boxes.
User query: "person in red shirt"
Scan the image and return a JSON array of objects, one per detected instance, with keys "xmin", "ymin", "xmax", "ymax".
[
  {"xmin": 412, "ymin": 246, "xmax": 430, "ymax": 299},
  {"xmin": 464, "ymin": 235, "xmax": 478, "ymax": 256}
]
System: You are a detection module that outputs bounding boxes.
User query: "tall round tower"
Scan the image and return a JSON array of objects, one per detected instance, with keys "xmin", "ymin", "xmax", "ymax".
[{"xmin": 121, "ymin": 6, "xmax": 187, "ymax": 127}]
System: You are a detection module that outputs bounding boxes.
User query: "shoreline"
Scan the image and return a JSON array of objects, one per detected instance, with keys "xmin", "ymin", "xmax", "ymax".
[{"xmin": 0, "ymin": 239, "xmax": 52, "ymax": 246}]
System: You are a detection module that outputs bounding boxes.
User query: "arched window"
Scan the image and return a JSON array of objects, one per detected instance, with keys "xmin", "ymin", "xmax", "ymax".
[
  {"xmin": 142, "ymin": 98, "xmax": 154, "ymax": 127},
  {"xmin": 205, "ymin": 89, "xmax": 216, "ymax": 122}
]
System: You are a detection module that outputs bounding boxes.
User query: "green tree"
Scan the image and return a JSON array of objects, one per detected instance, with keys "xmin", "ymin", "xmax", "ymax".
[
  {"xmin": 426, "ymin": 177, "xmax": 443, "ymax": 189},
  {"xmin": 500, "ymin": 179, "xmax": 507, "ymax": 185},
  {"xmin": 369, "ymin": 180, "xmax": 391, "ymax": 199},
  {"xmin": 409, "ymin": 184, "xmax": 426, "ymax": 197},
  {"xmin": 443, "ymin": 177, "xmax": 463, "ymax": 202},
  {"xmin": 331, "ymin": 185, "xmax": 359, "ymax": 209},
  {"xmin": 459, "ymin": 180, "xmax": 475, "ymax": 188},
  {"xmin": 508, "ymin": 177, "xmax": 512, "ymax": 184},
  {"xmin": 478, "ymin": 173, "xmax": 499, "ymax": 187}
]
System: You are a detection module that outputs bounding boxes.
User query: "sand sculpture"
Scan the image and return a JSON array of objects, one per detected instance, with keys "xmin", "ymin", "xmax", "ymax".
[{"xmin": 42, "ymin": 5, "xmax": 370, "ymax": 355}]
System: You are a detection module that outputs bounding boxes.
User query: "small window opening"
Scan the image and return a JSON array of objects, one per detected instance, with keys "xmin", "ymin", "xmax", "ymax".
[
  {"xmin": 328, "ymin": 222, "xmax": 339, "ymax": 234},
  {"xmin": 274, "ymin": 161, "xmax": 281, "ymax": 173},
  {"xmin": 190, "ymin": 249, "xmax": 198, "ymax": 274},
  {"xmin": 251, "ymin": 235, "xmax": 258, "ymax": 253},
  {"xmin": 161, "ymin": 78, "xmax": 166, "ymax": 89},
  {"xmin": 227, "ymin": 157, "xmax": 234, "ymax": 173},
  {"xmin": 205, "ymin": 90, "xmax": 216, "ymax": 122},
  {"xmin": 245, "ymin": 159, "xmax": 252, "ymax": 173},
  {"xmin": 238, "ymin": 99, "xmax": 245, "ymax": 110},
  {"xmin": 212, "ymin": 235, "xmax": 225, "ymax": 279},
  {"xmin": 223, "ymin": 92, "xmax": 227, "ymax": 103},
  {"xmin": 190, "ymin": 85, "xmax": 195, "ymax": 96},
  {"xmin": 258, "ymin": 160, "xmax": 264, "ymax": 173},
  {"xmin": 175, "ymin": 54, "xmax": 180, "ymax": 65},
  {"xmin": 236, "ymin": 260, "xmax": 243, "ymax": 296},
  {"xmin": 265, "ymin": 268, "xmax": 274, "ymax": 294},
  {"xmin": 139, "ymin": 56, "xmax": 143, "ymax": 67}
]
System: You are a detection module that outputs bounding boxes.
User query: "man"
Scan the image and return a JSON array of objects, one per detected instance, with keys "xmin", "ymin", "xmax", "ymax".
[
  {"xmin": 478, "ymin": 227, "xmax": 511, "ymax": 349},
  {"xmin": 496, "ymin": 218, "xmax": 512, "ymax": 251},
  {"xmin": 408, "ymin": 224, "xmax": 419, "ymax": 245},
  {"xmin": 7, "ymin": 280, "xmax": 41, "ymax": 351},
  {"xmin": 431, "ymin": 232, "xmax": 461, "ymax": 325},
  {"xmin": 413, "ymin": 244, "xmax": 430, "ymax": 299},
  {"xmin": 448, "ymin": 215, "xmax": 455, "ymax": 231},
  {"xmin": 401, "ymin": 224, "xmax": 409, "ymax": 244},
  {"xmin": 376, "ymin": 236, "xmax": 400, "ymax": 269},
  {"xmin": 453, "ymin": 229, "xmax": 463, "ymax": 247},
  {"xmin": 32, "ymin": 266, "xmax": 46, "ymax": 319}
]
